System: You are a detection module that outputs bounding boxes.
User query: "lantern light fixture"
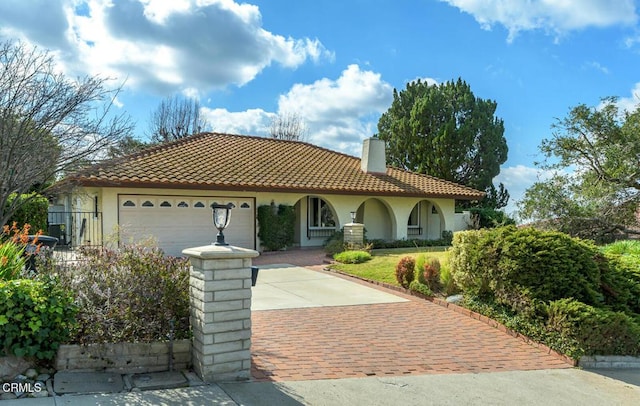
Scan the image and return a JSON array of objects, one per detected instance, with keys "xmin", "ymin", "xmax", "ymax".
[
  {"xmin": 211, "ymin": 202, "xmax": 235, "ymax": 246},
  {"xmin": 350, "ymin": 211, "xmax": 356, "ymax": 223}
]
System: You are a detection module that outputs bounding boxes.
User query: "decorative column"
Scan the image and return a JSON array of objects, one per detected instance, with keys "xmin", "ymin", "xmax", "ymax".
[{"xmin": 182, "ymin": 244, "xmax": 259, "ymax": 382}]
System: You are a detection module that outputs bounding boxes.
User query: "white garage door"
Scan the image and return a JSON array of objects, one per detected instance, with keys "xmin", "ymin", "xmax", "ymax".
[{"xmin": 118, "ymin": 195, "xmax": 255, "ymax": 256}]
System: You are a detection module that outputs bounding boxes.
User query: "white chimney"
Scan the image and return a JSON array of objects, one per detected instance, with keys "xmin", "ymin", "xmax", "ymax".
[{"xmin": 361, "ymin": 137, "xmax": 387, "ymax": 174}]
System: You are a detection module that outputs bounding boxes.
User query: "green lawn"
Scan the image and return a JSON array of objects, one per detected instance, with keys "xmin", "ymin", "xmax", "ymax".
[{"xmin": 329, "ymin": 248, "xmax": 449, "ymax": 286}]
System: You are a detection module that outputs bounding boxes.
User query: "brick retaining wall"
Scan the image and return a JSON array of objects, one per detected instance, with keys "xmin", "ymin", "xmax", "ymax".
[{"xmin": 55, "ymin": 339, "xmax": 191, "ymax": 374}]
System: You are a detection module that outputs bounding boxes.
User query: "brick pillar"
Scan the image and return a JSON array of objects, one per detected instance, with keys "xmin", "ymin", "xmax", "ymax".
[
  {"xmin": 182, "ymin": 244, "xmax": 258, "ymax": 382},
  {"xmin": 344, "ymin": 222, "xmax": 364, "ymax": 247}
]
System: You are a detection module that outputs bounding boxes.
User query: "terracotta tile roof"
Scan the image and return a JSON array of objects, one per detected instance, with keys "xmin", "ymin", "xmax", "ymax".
[{"xmin": 69, "ymin": 133, "xmax": 484, "ymax": 200}]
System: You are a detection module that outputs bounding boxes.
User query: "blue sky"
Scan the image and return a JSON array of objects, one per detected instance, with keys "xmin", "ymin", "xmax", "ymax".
[{"xmin": 1, "ymin": 0, "xmax": 639, "ymax": 217}]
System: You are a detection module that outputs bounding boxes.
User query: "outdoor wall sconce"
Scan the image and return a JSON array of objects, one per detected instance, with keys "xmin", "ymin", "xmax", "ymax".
[
  {"xmin": 212, "ymin": 202, "xmax": 235, "ymax": 246},
  {"xmin": 350, "ymin": 211, "xmax": 357, "ymax": 223}
]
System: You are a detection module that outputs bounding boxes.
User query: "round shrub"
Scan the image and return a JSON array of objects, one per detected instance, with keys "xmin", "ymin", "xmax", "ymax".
[
  {"xmin": 395, "ymin": 256, "xmax": 415, "ymax": 288},
  {"xmin": 324, "ymin": 233, "xmax": 346, "ymax": 256},
  {"xmin": 333, "ymin": 250, "xmax": 371, "ymax": 264}
]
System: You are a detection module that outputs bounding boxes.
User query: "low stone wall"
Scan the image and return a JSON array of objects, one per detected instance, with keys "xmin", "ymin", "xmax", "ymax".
[
  {"xmin": 579, "ymin": 355, "xmax": 640, "ymax": 369},
  {"xmin": 55, "ymin": 339, "xmax": 191, "ymax": 374}
]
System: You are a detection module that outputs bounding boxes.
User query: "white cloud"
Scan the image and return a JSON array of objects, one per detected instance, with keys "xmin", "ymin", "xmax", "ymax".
[
  {"xmin": 584, "ymin": 61, "xmax": 610, "ymax": 75},
  {"xmin": 277, "ymin": 64, "xmax": 394, "ymax": 155},
  {"xmin": 617, "ymin": 82, "xmax": 640, "ymax": 112},
  {"xmin": 199, "ymin": 64, "xmax": 394, "ymax": 156},
  {"xmin": 200, "ymin": 107, "xmax": 274, "ymax": 136},
  {"xmin": 441, "ymin": 0, "xmax": 638, "ymax": 42},
  {"xmin": 0, "ymin": 0, "xmax": 332, "ymax": 95},
  {"xmin": 409, "ymin": 76, "xmax": 438, "ymax": 87}
]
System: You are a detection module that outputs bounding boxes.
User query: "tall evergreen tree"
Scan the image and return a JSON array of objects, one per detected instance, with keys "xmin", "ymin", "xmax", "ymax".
[{"xmin": 377, "ymin": 78, "xmax": 508, "ymax": 195}]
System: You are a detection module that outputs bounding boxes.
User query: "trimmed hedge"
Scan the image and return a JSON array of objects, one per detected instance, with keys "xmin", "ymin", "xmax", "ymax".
[
  {"xmin": 0, "ymin": 277, "xmax": 78, "ymax": 359},
  {"xmin": 333, "ymin": 250, "xmax": 371, "ymax": 264},
  {"xmin": 368, "ymin": 237, "xmax": 451, "ymax": 249}
]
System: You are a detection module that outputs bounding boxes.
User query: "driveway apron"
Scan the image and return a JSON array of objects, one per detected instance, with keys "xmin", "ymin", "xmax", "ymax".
[{"xmin": 250, "ymin": 250, "xmax": 571, "ymax": 382}]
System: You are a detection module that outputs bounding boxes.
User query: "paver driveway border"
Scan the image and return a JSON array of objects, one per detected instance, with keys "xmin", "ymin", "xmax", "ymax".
[{"xmin": 250, "ymin": 262, "xmax": 573, "ymax": 382}]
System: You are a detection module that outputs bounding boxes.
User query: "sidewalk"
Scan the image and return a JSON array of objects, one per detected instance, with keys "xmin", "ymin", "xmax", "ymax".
[{"xmin": 3, "ymin": 368, "xmax": 639, "ymax": 405}]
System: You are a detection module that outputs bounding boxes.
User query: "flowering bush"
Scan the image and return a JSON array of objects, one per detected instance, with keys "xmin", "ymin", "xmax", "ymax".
[{"xmin": 0, "ymin": 222, "xmax": 41, "ymax": 280}]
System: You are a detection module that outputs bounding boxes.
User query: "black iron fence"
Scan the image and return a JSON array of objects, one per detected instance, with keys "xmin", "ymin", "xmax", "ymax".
[{"xmin": 47, "ymin": 211, "xmax": 103, "ymax": 250}]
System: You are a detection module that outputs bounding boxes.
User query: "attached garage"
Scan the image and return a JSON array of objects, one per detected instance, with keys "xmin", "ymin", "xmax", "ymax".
[{"xmin": 118, "ymin": 194, "xmax": 255, "ymax": 256}]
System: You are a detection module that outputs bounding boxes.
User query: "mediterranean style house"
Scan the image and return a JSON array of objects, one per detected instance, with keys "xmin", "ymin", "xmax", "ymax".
[{"xmin": 49, "ymin": 133, "xmax": 483, "ymax": 256}]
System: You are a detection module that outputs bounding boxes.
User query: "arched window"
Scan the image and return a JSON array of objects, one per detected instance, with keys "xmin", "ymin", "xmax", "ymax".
[
  {"xmin": 408, "ymin": 202, "xmax": 420, "ymax": 227},
  {"xmin": 308, "ymin": 197, "xmax": 335, "ymax": 228}
]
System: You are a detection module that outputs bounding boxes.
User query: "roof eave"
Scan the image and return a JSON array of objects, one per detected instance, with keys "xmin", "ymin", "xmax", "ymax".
[{"xmin": 66, "ymin": 179, "xmax": 484, "ymax": 200}]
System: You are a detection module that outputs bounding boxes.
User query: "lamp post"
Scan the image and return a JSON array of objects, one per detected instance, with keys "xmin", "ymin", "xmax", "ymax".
[{"xmin": 211, "ymin": 202, "xmax": 235, "ymax": 246}]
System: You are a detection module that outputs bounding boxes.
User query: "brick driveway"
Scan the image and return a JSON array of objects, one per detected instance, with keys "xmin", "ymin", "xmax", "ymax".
[{"xmin": 250, "ymin": 249, "xmax": 572, "ymax": 382}]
